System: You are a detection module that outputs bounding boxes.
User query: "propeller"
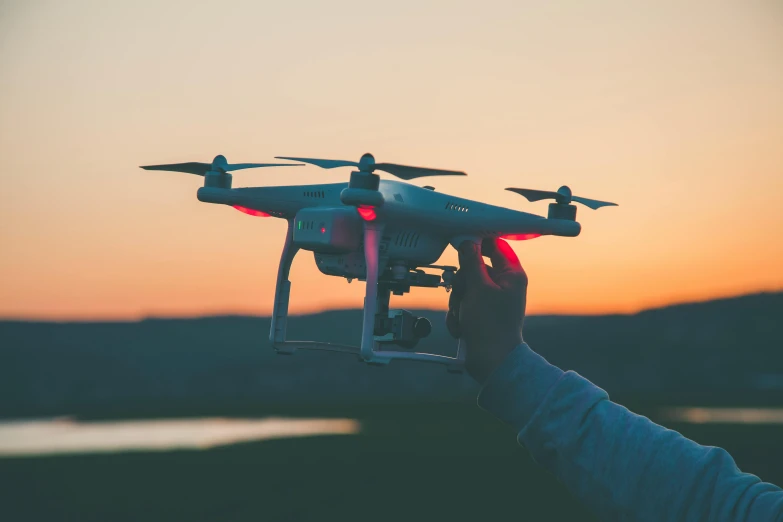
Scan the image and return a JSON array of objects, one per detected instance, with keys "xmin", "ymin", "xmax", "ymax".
[
  {"xmin": 274, "ymin": 153, "xmax": 467, "ymax": 180},
  {"xmin": 506, "ymin": 186, "xmax": 617, "ymax": 210},
  {"xmin": 140, "ymin": 155, "xmax": 303, "ymax": 175}
]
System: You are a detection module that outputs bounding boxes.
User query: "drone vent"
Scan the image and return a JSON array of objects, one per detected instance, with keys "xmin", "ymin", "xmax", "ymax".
[
  {"xmin": 303, "ymin": 190, "xmax": 325, "ymax": 198},
  {"xmin": 445, "ymin": 201, "xmax": 469, "ymax": 212},
  {"xmin": 394, "ymin": 231, "xmax": 420, "ymax": 248}
]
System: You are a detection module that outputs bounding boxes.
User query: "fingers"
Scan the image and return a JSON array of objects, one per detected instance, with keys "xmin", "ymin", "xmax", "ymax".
[
  {"xmin": 445, "ymin": 265, "xmax": 493, "ymax": 340},
  {"xmin": 449, "ymin": 269, "xmax": 466, "ymax": 308},
  {"xmin": 458, "ymin": 240, "xmax": 497, "ymax": 289},
  {"xmin": 449, "ymin": 240, "xmax": 517, "ymax": 340},
  {"xmin": 482, "ymin": 238, "xmax": 522, "ymax": 273}
]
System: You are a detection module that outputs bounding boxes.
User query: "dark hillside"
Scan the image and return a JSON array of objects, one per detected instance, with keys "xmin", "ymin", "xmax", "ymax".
[{"xmin": 1, "ymin": 292, "xmax": 781, "ymax": 417}]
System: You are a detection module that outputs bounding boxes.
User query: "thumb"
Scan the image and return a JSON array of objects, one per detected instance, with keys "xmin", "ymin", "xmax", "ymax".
[{"xmin": 458, "ymin": 240, "xmax": 495, "ymax": 288}]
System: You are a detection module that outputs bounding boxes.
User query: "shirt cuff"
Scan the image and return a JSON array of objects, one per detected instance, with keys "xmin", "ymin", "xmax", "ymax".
[{"xmin": 477, "ymin": 343, "xmax": 565, "ymax": 435}]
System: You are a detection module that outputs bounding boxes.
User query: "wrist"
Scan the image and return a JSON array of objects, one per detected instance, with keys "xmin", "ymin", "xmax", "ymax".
[
  {"xmin": 477, "ymin": 343, "xmax": 565, "ymax": 433},
  {"xmin": 466, "ymin": 335, "xmax": 522, "ymax": 384}
]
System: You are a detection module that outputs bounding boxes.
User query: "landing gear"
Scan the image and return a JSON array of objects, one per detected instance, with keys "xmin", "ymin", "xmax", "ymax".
[{"xmin": 269, "ymin": 219, "xmax": 465, "ymax": 371}]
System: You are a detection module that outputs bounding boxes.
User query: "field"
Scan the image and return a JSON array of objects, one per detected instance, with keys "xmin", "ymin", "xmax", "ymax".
[{"xmin": 3, "ymin": 403, "xmax": 783, "ymax": 522}]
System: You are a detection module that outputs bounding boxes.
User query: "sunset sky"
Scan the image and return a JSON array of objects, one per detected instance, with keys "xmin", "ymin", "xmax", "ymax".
[{"xmin": 1, "ymin": 0, "xmax": 781, "ymax": 320}]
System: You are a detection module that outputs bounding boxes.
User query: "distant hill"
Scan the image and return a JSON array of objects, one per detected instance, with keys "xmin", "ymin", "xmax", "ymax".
[{"xmin": 1, "ymin": 292, "xmax": 781, "ymax": 418}]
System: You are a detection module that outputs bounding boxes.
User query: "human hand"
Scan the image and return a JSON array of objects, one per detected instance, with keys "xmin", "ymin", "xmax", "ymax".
[{"xmin": 446, "ymin": 238, "xmax": 528, "ymax": 384}]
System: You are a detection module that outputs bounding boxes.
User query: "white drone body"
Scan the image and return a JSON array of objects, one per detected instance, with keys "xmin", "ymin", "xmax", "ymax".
[{"xmin": 142, "ymin": 153, "xmax": 616, "ymax": 372}]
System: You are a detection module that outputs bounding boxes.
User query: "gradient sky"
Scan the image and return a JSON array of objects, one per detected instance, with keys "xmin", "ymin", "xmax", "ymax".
[{"xmin": 1, "ymin": 0, "xmax": 781, "ymax": 319}]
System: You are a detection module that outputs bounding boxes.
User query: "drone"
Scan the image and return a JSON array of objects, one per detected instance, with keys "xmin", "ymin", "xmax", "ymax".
[{"xmin": 141, "ymin": 153, "xmax": 616, "ymax": 372}]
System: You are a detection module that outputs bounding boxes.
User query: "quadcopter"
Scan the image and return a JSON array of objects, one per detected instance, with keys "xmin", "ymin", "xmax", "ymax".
[{"xmin": 141, "ymin": 153, "xmax": 616, "ymax": 372}]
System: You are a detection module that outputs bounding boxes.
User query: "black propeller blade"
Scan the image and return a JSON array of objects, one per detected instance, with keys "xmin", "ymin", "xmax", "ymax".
[
  {"xmin": 141, "ymin": 155, "xmax": 302, "ymax": 176},
  {"xmin": 506, "ymin": 186, "xmax": 617, "ymax": 210},
  {"xmin": 275, "ymin": 153, "xmax": 466, "ymax": 180}
]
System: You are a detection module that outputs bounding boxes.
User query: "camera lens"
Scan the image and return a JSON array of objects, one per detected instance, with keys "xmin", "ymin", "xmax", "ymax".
[{"xmin": 413, "ymin": 317, "xmax": 432, "ymax": 339}]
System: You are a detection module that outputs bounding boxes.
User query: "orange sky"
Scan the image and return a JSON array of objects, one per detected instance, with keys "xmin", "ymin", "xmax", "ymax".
[{"xmin": 0, "ymin": 1, "xmax": 781, "ymax": 320}]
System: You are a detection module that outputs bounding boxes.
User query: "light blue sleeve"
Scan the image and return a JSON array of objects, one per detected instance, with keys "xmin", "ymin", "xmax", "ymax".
[{"xmin": 477, "ymin": 343, "xmax": 783, "ymax": 522}]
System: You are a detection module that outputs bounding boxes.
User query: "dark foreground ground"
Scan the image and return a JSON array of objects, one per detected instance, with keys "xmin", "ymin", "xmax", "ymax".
[
  {"xmin": 2, "ymin": 403, "xmax": 782, "ymax": 522},
  {"xmin": 2, "ymin": 293, "xmax": 781, "ymax": 521}
]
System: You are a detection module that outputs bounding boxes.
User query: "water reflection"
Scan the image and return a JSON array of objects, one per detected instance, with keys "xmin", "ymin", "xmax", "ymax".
[
  {"xmin": 0, "ymin": 417, "xmax": 361, "ymax": 457},
  {"xmin": 662, "ymin": 407, "xmax": 783, "ymax": 424}
]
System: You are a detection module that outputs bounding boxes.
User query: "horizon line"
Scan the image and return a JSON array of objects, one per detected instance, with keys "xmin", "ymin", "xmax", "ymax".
[{"xmin": 1, "ymin": 289, "xmax": 779, "ymax": 324}]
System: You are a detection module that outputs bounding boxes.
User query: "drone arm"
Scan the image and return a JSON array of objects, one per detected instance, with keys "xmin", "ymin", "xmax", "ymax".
[{"xmin": 199, "ymin": 185, "xmax": 325, "ymax": 219}]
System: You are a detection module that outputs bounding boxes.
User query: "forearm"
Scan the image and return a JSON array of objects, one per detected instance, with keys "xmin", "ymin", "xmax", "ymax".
[{"xmin": 478, "ymin": 344, "xmax": 783, "ymax": 522}]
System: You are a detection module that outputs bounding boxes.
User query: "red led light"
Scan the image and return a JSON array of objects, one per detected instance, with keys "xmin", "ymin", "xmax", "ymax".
[
  {"xmin": 320, "ymin": 227, "xmax": 326, "ymax": 234},
  {"xmin": 500, "ymin": 233, "xmax": 542, "ymax": 241},
  {"xmin": 357, "ymin": 205, "xmax": 376, "ymax": 221},
  {"xmin": 233, "ymin": 205, "xmax": 270, "ymax": 217}
]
